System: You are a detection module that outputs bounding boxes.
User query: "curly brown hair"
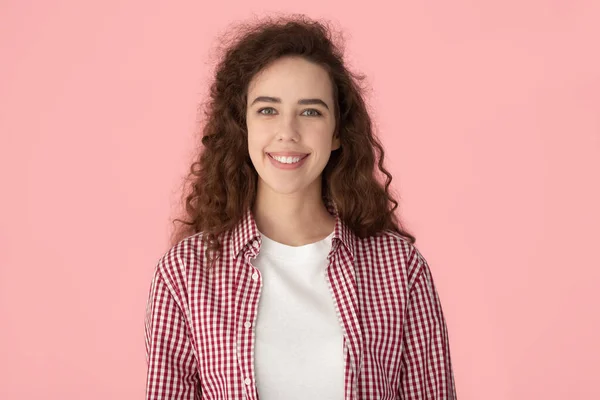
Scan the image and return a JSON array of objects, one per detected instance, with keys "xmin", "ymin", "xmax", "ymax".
[{"xmin": 171, "ymin": 13, "xmax": 416, "ymax": 268}]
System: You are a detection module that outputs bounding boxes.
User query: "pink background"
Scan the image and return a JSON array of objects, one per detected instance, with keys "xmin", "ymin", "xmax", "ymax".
[{"xmin": 1, "ymin": 1, "xmax": 599, "ymax": 399}]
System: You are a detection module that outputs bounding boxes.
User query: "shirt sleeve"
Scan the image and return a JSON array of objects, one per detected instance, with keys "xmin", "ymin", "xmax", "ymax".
[
  {"xmin": 145, "ymin": 264, "xmax": 201, "ymax": 399},
  {"xmin": 398, "ymin": 249, "xmax": 457, "ymax": 399}
]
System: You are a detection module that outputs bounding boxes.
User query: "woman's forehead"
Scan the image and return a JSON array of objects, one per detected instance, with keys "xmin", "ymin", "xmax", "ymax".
[{"xmin": 248, "ymin": 59, "xmax": 333, "ymax": 101}]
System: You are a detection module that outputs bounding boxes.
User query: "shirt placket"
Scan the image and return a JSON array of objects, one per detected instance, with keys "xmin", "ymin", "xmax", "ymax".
[
  {"xmin": 237, "ymin": 245, "xmax": 262, "ymax": 400},
  {"xmin": 325, "ymin": 244, "xmax": 363, "ymax": 400}
]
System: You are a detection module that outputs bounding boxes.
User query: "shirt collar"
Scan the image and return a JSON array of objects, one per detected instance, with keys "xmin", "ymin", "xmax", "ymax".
[{"xmin": 231, "ymin": 196, "xmax": 356, "ymax": 261}]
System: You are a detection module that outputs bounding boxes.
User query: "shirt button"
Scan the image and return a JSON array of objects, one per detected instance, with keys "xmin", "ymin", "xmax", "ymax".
[
  {"xmin": 251, "ymin": 272, "xmax": 259, "ymax": 281},
  {"xmin": 252, "ymin": 241, "xmax": 259, "ymax": 248},
  {"xmin": 244, "ymin": 377, "xmax": 251, "ymax": 385},
  {"xmin": 244, "ymin": 321, "xmax": 252, "ymax": 328}
]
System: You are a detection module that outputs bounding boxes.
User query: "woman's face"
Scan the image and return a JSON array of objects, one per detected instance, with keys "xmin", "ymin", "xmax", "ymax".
[{"xmin": 246, "ymin": 55, "xmax": 340, "ymax": 198}]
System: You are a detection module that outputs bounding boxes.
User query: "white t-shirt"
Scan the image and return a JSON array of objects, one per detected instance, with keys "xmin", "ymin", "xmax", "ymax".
[{"xmin": 250, "ymin": 229, "xmax": 344, "ymax": 400}]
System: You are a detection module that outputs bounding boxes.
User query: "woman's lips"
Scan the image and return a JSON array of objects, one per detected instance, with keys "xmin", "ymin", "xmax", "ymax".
[
  {"xmin": 267, "ymin": 153, "xmax": 310, "ymax": 169},
  {"xmin": 266, "ymin": 152, "xmax": 310, "ymax": 158}
]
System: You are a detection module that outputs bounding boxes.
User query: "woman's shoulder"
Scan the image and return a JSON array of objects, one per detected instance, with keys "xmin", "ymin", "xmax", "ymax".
[
  {"xmin": 153, "ymin": 232, "xmax": 208, "ymax": 288},
  {"xmin": 369, "ymin": 229, "xmax": 419, "ymax": 256},
  {"xmin": 366, "ymin": 229, "xmax": 429, "ymax": 284}
]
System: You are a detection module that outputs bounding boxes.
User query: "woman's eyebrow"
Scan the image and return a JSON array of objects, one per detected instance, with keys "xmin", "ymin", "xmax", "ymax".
[{"xmin": 250, "ymin": 96, "xmax": 329, "ymax": 110}]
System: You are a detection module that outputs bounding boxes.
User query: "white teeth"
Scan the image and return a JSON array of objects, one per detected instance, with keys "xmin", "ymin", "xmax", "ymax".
[{"xmin": 270, "ymin": 154, "xmax": 304, "ymax": 164}]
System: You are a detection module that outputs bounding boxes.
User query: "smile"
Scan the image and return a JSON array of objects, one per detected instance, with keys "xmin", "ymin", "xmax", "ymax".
[{"xmin": 266, "ymin": 153, "xmax": 310, "ymax": 170}]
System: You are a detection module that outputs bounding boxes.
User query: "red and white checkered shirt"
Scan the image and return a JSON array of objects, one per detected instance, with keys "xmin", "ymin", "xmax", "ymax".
[{"xmin": 145, "ymin": 199, "xmax": 456, "ymax": 399}]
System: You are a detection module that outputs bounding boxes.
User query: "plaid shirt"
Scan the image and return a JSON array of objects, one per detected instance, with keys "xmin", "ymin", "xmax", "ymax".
[{"xmin": 145, "ymin": 199, "xmax": 456, "ymax": 399}]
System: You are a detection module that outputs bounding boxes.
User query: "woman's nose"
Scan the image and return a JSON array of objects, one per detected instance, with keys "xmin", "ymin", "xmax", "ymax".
[{"xmin": 276, "ymin": 115, "xmax": 300, "ymax": 139}]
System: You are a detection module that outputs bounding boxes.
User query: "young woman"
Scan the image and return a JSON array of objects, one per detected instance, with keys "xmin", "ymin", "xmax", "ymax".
[{"xmin": 145, "ymin": 15, "xmax": 457, "ymax": 400}]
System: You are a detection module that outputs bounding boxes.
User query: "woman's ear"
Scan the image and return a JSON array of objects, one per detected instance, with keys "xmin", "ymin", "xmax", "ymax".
[{"xmin": 331, "ymin": 132, "xmax": 341, "ymax": 151}]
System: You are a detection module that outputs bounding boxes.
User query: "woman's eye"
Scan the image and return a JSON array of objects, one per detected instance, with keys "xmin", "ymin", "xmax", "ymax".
[
  {"xmin": 258, "ymin": 107, "xmax": 276, "ymax": 115},
  {"xmin": 302, "ymin": 109, "xmax": 322, "ymax": 117}
]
